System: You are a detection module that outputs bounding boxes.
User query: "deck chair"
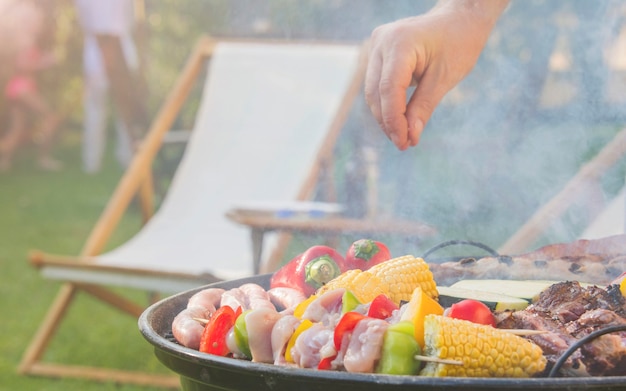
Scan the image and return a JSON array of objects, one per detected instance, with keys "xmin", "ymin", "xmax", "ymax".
[
  {"xmin": 499, "ymin": 126, "xmax": 626, "ymax": 254},
  {"xmin": 20, "ymin": 36, "xmax": 368, "ymax": 387},
  {"xmin": 580, "ymin": 186, "xmax": 626, "ymax": 239}
]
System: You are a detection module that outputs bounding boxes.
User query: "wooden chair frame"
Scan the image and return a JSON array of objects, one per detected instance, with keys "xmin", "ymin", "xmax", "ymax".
[
  {"xmin": 499, "ymin": 126, "xmax": 626, "ymax": 254},
  {"xmin": 19, "ymin": 36, "xmax": 369, "ymax": 388}
]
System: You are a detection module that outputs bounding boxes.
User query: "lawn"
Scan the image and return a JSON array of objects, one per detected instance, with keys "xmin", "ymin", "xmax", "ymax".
[
  {"xmin": 2, "ymin": 117, "xmax": 624, "ymax": 391},
  {"xmin": 0, "ymin": 129, "xmax": 366, "ymax": 391},
  {"xmin": 0, "ymin": 136, "xmax": 178, "ymax": 391}
]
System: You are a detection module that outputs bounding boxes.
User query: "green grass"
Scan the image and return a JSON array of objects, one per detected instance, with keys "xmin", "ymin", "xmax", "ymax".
[
  {"xmin": 0, "ymin": 135, "xmax": 178, "ymax": 391},
  {"xmin": 3, "ymin": 119, "xmax": 624, "ymax": 391}
]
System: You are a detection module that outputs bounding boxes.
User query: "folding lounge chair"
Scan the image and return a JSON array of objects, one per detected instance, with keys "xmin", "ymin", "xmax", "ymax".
[
  {"xmin": 580, "ymin": 186, "xmax": 625, "ymax": 239},
  {"xmin": 498, "ymin": 127, "xmax": 626, "ymax": 254},
  {"xmin": 20, "ymin": 36, "xmax": 368, "ymax": 387}
]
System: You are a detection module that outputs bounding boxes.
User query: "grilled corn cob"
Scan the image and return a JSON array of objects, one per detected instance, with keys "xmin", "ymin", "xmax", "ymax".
[
  {"xmin": 316, "ymin": 269, "xmax": 386, "ymax": 303},
  {"xmin": 316, "ymin": 255, "xmax": 437, "ymax": 305},
  {"xmin": 368, "ymin": 255, "xmax": 438, "ymax": 304},
  {"xmin": 420, "ymin": 315, "xmax": 547, "ymax": 377}
]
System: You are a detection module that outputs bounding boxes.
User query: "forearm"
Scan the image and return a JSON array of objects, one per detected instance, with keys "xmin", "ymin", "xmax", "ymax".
[
  {"xmin": 365, "ymin": 0, "xmax": 509, "ymax": 150},
  {"xmin": 426, "ymin": 0, "xmax": 509, "ymax": 60},
  {"xmin": 433, "ymin": 0, "xmax": 510, "ymax": 26}
]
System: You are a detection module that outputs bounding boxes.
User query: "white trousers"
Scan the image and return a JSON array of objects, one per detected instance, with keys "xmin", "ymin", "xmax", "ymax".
[{"xmin": 81, "ymin": 34, "xmax": 138, "ymax": 173}]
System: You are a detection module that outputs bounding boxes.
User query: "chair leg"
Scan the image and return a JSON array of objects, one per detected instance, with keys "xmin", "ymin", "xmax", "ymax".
[
  {"xmin": 138, "ymin": 171, "xmax": 155, "ymax": 224},
  {"xmin": 262, "ymin": 232, "xmax": 293, "ymax": 273},
  {"xmin": 18, "ymin": 282, "xmax": 179, "ymax": 388},
  {"xmin": 78, "ymin": 283, "xmax": 145, "ymax": 317},
  {"xmin": 19, "ymin": 283, "xmax": 77, "ymax": 373}
]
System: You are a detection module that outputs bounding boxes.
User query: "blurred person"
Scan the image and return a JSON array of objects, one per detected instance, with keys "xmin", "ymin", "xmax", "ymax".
[
  {"xmin": 74, "ymin": 0, "xmax": 147, "ymax": 174},
  {"xmin": 79, "ymin": 32, "xmax": 135, "ymax": 174},
  {"xmin": 0, "ymin": 0, "xmax": 62, "ymax": 171},
  {"xmin": 364, "ymin": 0, "xmax": 510, "ymax": 151}
]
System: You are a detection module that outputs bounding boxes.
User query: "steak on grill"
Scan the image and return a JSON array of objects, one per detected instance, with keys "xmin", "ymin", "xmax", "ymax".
[{"xmin": 496, "ymin": 281, "xmax": 626, "ymax": 377}]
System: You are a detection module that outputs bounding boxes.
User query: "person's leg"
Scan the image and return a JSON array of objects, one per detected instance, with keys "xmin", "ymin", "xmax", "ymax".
[
  {"xmin": 36, "ymin": 113, "xmax": 62, "ymax": 170},
  {"xmin": 82, "ymin": 67, "xmax": 109, "ymax": 173},
  {"xmin": 113, "ymin": 34, "xmax": 140, "ymax": 168},
  {"xmin": 18, "ymin": 90, "xmax": 62, "ymax": 170},
  {"xmin": 95, "ymin": 34, "xmax": 147, "ymax": 144},
  {"xmin": 0, "ymin": 103, "xmax": 26, "ymax": 171},
  {"xmin": 113, "ymin": 116, "xmax": 133, "ymax": 168}
]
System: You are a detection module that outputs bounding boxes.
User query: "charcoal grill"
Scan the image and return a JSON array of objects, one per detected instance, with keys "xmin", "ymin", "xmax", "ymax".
[{"xmin": 139, "ymin": 270, "xmax": 626, "ymax": 391}]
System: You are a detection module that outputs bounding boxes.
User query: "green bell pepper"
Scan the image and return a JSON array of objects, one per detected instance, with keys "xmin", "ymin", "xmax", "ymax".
[
  {"xmin": 234, "ymin": 310, "xmax": 252, "ymax": 359},
  {"xmin": 376, "ymin": 321, "xmax": 421, "ymax": 375},
  {"xmin": 341, "ymin": 290, "xmax": 361, "ymax": 314}
]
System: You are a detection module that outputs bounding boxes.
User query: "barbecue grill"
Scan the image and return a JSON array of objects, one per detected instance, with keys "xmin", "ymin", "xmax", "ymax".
[
  {"xmin": 128, "ymin": 0, "xmax": 626, "ymax": 385},
  {"xmin": 139, "ymin": 264, "xmax": 626, "ymax": 390}
]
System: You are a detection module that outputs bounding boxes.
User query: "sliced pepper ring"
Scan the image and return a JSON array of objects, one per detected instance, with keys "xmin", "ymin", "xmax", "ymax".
[
  {"xmin": 333, "ymin": 311, "xmax": 367, "ymax": 351},
  {"xmin": 285, "ymin": 319, "xmax": 314, "ymax": 363},
  {"xmin": 199, "ymin": 306, "xmax": 240, "ymax": 356}
]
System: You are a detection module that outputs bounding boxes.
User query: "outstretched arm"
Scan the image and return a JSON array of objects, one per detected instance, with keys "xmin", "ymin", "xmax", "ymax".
[{"xmin": 365, "ymin": 0, "xmax": 509, "ymax": 150}]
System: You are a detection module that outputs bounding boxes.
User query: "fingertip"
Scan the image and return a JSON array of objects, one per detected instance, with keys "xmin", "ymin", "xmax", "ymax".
[
  {"xmin": 387, "ymin": 133, "xmax": 409, "ymax": 151},
  {"xmin": 408, "ymin": 118, "xmax": 424, "ymax": 146},
  {"xmin": 389, "ymin": 132, "xmax": 400, "ymax": 146},
  {"xmin": 414, "ymin": 118, "xmax": 424, "ymax": 134}
]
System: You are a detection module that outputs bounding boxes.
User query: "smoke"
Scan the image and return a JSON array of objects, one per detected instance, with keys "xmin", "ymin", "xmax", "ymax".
[
  {"xmin": 342, "ymin": 0, "xmax": 626, "ymax": 256},
  {"xmin": 201, "ymin": 1, "xmax": 626, "ymax": 255}
]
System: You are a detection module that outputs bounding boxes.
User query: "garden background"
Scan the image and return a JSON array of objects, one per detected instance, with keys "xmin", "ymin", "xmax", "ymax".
[{"xmin": 2, "ymin": 1, "xmax": 626, "ymax": 390}]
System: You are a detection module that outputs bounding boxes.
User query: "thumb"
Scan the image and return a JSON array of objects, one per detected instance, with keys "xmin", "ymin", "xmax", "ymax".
[{"xmin": 405, "ymin": 78, "xmax": 448, "ymax": 146}]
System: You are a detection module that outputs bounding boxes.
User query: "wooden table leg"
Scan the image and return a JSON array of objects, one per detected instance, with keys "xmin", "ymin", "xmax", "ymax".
[{"xmin": 250, "ymin": 228, "xmax": 265, "ymax": 274}]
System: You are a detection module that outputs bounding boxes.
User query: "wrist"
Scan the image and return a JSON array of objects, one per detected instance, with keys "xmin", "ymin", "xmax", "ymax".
[{"xmin": 434, "ymin": 0, "xmax": 509, "ymax": 27}]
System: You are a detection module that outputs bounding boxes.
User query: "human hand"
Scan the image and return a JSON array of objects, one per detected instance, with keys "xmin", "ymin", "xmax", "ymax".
[{"xmin": 365, "ymin": 0, "xmax": 508, "ymax": 150}]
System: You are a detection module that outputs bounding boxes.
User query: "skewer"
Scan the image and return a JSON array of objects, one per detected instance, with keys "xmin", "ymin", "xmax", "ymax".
[
  {"xmin": 195, "ymin": 315, "xmax": 547, "ymax": 336},
  {"xmin": 193, "ymin": 317, "xmax": 209, "ymax": 325},
  {"xmin": 192, "ymin": 319, "xmax": 541, "ymax": 368},
  {"xmin": 501, "ymin": 329, "xmax": 549, "ymax": 336},
  {"xmin": 415, "ymin": 355, "xmax": 463, "ymax": 365}
]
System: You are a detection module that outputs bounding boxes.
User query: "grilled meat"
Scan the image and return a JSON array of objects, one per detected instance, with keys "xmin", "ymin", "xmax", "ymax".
[
  {"xmin": 496, "ymin": 281, "xmax": 626, "ymax": 377},
  {"xmin": 342, "ymin": 317, "xmax": 388, "ymax": 373},
  {"xmin": 532, "ymin": 281, "xmax": 626, "ymax": 320},
  {"xmin": 429, "ymin": 235, "xmax": 626, "ymax": 286},
  {"xmin": 291, "ymin": 322, "xmax": 334, "ymax": 368},
  {"xmin": 572, "ymin": 309, "xmax": 626, "ymax": 376}
]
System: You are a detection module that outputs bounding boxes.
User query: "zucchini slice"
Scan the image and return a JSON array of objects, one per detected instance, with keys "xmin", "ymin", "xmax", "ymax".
[
  {"xmin": 449, "ymin": 279, "xmax": 562, "ymax": 303},
  {"xmin": 437, "ymin": 286, "xmax": 529, "ymax": 311}
]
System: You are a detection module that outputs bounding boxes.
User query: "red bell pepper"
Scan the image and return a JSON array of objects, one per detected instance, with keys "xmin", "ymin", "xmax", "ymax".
[
  {"xmin": 333, "ymin": 311, "xmax": 367, "ymax": 350},
  {"xmin": 367, "ymin": 294, "xmax": 399, "ymax": 319},
  {"xmin": 318, "ymin": 354, "xmax": 337, "ymax": 370},
  {"xmin": 270, "ymin": 245, "xmax": 346, "ymax": 296},
  {"xmin": 345, "ymin": 239, "xmax": 391, "ymax": 270},
  {"xmin": 199, "ymin": 305, "xmax": 242, "ymax": 356}
]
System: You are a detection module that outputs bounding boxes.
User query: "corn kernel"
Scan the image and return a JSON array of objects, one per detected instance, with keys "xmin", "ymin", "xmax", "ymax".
[
  {"xmin": 368, "ymin": 255, "xmax": 438, "ymax": 303},
  {"xmin": 420, "ymin": 315, "xmax": 546, "ymax": 378},
  {"xmin": 316, "ymin": 255, "xmax": 438, "ymax": 306},
  {"xmin": 316, "ymin": 269, "xmax": 386, "ymax": 303}
]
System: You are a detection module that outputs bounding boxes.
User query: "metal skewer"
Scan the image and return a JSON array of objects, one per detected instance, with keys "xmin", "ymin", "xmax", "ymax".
[
  {"xmin": 414, "ymin": 355, "xmax": 463, "ymax": 365},
  {"xmin": 502, "ymin": 329, "xmax": 549, "ymax": 336},
  {"xmin": 193, "ymin": 317, "xmax": 209, "ymax": 325}
]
